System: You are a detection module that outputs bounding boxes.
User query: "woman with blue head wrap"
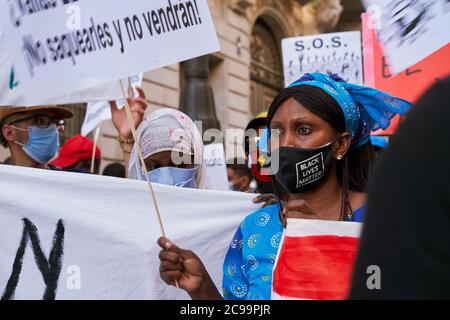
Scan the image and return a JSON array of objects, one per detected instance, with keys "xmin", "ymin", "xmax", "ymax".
[
  {"xmin": 266, "ymin": 72, "xmax": 410, "ymax": 222},
  {"xmin": 157, "ymin": 73, "xmax": 411, "ymax": 300}
]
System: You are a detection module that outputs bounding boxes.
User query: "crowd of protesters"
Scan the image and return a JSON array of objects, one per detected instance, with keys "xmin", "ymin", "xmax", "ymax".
[{"xmin": 1, "ymin": 71, "xmax": 449, "ymax": 299}]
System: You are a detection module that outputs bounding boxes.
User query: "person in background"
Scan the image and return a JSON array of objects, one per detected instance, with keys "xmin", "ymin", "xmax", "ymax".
[
  {"xmin": 157, "ymin": 73, "xmax": 411, "ymax": 300},
  {"xmin": 0, "ymin": 106, "xmax": 73, "ymax": 169},
  {"xmin": 49, "ymin": 134, "xmax": 101, "ymax": 174},
  {"xmin": 102, "ymin": 162, "xmax": 126, "ymax": 178},
  {"xmin": 128, "ymin": 108, "xmax": 212, "ymax": 189},
  {"xmin": 227, "ymin": 158, "xmax": 254, "ymax": 193},
  {"xmin": 245, "ymin": 112, "xmax": 280, "ymax": 207},
  {"xmin": 1, "ymin": 91, "xmax": 146, "ymax": 172},
  {"xmin": 244, "ymin": 111, "xmax": 274, "ymax": 195},
  {"xmin": 370, "ymin": 135, "xmax": 389, "ymax": 159}
]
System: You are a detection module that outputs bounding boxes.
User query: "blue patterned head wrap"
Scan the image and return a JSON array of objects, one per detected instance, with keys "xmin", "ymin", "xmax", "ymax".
[{"xmin": 287, "ymin": 73, "xmax": 411, "ymax": 148}]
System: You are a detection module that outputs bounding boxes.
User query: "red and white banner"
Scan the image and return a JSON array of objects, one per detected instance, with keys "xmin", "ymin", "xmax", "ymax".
[{"xmin": 272, "ymin": 219, "xmax": 362, "ymax": 300}]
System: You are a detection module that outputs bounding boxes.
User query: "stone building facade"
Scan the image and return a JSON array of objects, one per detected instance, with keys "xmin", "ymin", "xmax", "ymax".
[{"xmin": 0, "ymin": 0, "xmax": 364, "ymax": 170}]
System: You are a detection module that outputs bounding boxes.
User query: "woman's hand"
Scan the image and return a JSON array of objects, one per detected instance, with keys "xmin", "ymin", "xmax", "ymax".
[
  {"xmin": 253, "ymin": 193, "xmax": 277, "ymax": 208},
  {"xmin": 281, "ymin": 199, "xmax": 320, "ymax": 228},
  {"xmin": 157, "ymin": 237, "xmax": 222, "ymax": 300},
  {"xmin": 111, "ymin": 86, "xmax": 147, "ymax": 140}
]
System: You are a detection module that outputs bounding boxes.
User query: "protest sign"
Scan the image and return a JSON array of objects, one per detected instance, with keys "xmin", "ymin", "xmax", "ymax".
[
  {"xmin": 203, "ymin": 143, "xmax": 229, "ymax": 191},
  {"xmin": 116, "ymin": 74, "xmax": 144, "ymax": 109},
  {"xmin": 80, "ymin": 74, "xmax": 143, "ymax": 137},
  {"xmin": 362, "ymin": 13, "xmax": 450, "ymax": 104},
  {"xmin": 0, "ymin": 0, "xmax": 220, "ymax": 104},
  {"xmin": 272, "ymin": 219, "xmax": 361, "ymax": 300},
  {"xmin": 362, "ymin": 0, "xmax": 450, "ymax": 74},
  {"xmin": 81, "ymin": 101, "xmax": 111, "ymax": 137},
  {"xmin": 0, "ymin": 165, "xmax": 256, "ymax": 300},
  {"xmin": 282, "ymin": 31, "xmax": 363, "ymax": 87},
  {"xmin": 362, "ymin": 12, "xmax": 450, "ymax": 136},
  {"xmin": 0, "ymin": 29, "xmax": 123, "ymax": 106}
]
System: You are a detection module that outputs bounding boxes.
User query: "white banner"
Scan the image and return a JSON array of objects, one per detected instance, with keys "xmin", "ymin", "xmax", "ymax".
[
  {"xmin": 282, "ymin": 31, "xmax": 363, "ymax": 86},
  {"xmin": 0, "ymin": 0, "xmax": 220, "ymax": 104},
  {"xmin": 0, "ymin": 165, "xmax": 256, "ymax": 300},
  {"xmin": 363, "ymin": 0, "xmax": 450, "ymax": 74}
]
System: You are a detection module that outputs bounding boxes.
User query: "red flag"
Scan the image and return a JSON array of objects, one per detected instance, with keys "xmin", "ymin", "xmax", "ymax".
[{"xmin": 272, "ymin": 219, "xmax": 361, "ymax": 300}]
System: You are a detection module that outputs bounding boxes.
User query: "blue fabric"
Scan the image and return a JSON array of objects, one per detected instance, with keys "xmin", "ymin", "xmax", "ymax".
[
  {"xmin": 370, "ymin": 136, "xmax": 389, "ymax": 149},
  {"xmin": 288, "ymin": 73, "xmax": 412, "ymax": 148},
  {"xmin": 147, "ymin": 166, "xmax": 197, "ymax": 188},
  {"xmin": 14, "ymin": 125, "xmax": 60, "ymax": 164},
  {"xmin": 352, "ymin": 205, "xmax": 366, "ymax": 223},
  {"xmin": 222, "ymin": 204, "xmax": 365, "ymax": 300},
  {"xmin": 222, "ymin": 204, "xmax": 283, "ymax": 300}
]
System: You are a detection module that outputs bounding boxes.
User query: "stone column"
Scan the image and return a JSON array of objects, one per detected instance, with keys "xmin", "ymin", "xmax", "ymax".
[{"xmin": 180, "ymin": 55, "xmax": 221, "ymax": 132}]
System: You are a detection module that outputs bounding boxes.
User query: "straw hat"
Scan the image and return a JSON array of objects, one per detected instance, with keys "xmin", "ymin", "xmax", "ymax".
[{"xmin": 0, "ymin": 105, "xmax": 73, "ymax": 123}]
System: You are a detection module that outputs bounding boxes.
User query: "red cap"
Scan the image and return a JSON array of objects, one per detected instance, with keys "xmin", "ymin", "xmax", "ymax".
[{"xmin": 50, "ymin": 135, "xmax": 101, "ymax": 169}]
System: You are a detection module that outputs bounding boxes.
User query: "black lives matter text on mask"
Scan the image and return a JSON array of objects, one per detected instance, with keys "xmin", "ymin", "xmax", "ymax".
[{"xmin": 295, "ymin": 152, "xmax": 325, "ymax": 188}]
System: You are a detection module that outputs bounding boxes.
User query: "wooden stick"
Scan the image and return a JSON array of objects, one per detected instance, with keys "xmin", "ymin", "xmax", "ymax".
[
  {"xmin": 119, "ymin": 79, "xmax": 167, "ymax": 238},
  {"xmin": 90, "ymin": 125, "xmax": 101, "ymax": 174},
  {"xmin": 119, "ymin": 79, "xmax": 179, "ymax": 289}
]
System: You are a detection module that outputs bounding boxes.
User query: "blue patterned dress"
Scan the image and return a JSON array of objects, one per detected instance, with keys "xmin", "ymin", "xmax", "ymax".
[{"xmin": 222, "ymin": 204, "xmax": 365, "ymax": 300}]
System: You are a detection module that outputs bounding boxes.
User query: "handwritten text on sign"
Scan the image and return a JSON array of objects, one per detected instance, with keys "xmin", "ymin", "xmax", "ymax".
[
  {"xmin": 282, "ymin": 31, "xmax": 363, "ymax": 86},
  {"xmin": 362, "ymin": 0, "xmax": 450, "ymax": 74},
  {"xmin": 0, "ymin": 0, "xmax": 220, "ymax": 104}
]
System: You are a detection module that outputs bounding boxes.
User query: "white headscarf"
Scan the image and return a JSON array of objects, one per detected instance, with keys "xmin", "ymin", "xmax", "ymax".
[{"xmin": 128, "ymin": 108, "xmax": 210, "ymax": 189}]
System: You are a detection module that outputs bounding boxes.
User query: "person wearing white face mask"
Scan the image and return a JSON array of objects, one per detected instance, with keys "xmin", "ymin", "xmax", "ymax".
[
  {"xmin": 0, "ymin": 106, "xmax": 73, "ymax": 169},
  {"xmin": 128, "ymin": 108, "xmax": 212, "ymax": 189}
]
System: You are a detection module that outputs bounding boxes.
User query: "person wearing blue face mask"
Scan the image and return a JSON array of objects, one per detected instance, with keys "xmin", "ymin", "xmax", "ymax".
[
  {"xmin": 1, "ymin": 91, "xmax": 148, "ymax": 171},
  {"xmin": 128, "ymin": 108, "xmax": 213, "ymax": 189},
  {"xmin": 0, "ymin": 106, "xmax": 73, "ymax": 169}
]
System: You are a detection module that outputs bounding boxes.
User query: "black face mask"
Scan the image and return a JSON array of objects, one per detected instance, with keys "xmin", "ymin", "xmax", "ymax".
[{"xmin": 274, "ymin": 143, "xmax": 335, "ymax": 194}]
